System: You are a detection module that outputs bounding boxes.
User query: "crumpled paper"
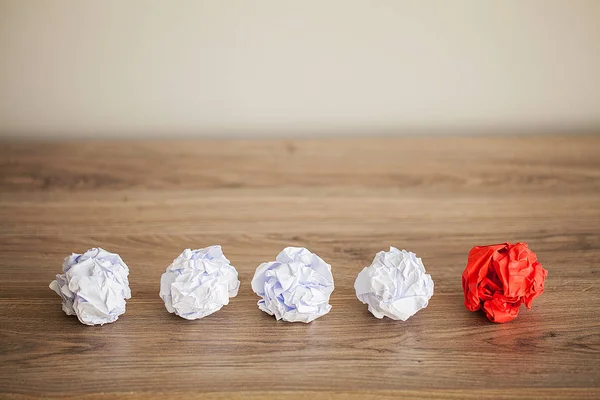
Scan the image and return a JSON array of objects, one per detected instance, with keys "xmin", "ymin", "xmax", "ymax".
[
  {"xmin": 159, "ymin": 246, "xmax": 240, "ymax": 320},
  {"xmin": 251, "ymin": 247, "xmax": 334, "ymax": 323},
  {"xmin": 462, "ymin": 242, "xmax": 547, "ymax": 323},
  {"xmin": 49, "ymin": 248, "xmax": 132, "ymax": 326},
  {"xmin": 354, "ymin": 247, "xmax": 434, "ymax": 321}
]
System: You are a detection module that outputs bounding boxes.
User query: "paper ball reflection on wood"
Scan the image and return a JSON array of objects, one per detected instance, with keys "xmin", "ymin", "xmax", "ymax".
[
  {"xmin": 251, "ymin": 247, "xmax": 335, "ymax": 323},
  {"xmin": 462, "ymin": 242, "xmax": 547, "ymax": 323},
  {"xmin": 355, "ymin": 247, "xmax": 434, "ymax": 321},
  {"xmin": 49, "ymin": 248, "xmax": 132, "ymax": 326},
  {"xmin": 159, "ymin": 246, "xmax": 240, "ymax": 320}
]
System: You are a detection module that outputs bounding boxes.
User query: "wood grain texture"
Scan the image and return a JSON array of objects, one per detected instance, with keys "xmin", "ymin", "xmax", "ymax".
[{"xmin": 0, "ymin": 135, "xmax": 599, "ymax": 399}]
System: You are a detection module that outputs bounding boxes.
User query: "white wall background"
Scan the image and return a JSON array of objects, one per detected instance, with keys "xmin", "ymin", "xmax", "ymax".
[{"xmin": 1, "ymin": 0, "xmax": 599, "ymax": 138}]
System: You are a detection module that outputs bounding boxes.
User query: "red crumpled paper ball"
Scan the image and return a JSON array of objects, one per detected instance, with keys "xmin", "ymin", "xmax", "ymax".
[{"xmin": 462, "ymin": 242, "xmax": 548, "ymax": 323}]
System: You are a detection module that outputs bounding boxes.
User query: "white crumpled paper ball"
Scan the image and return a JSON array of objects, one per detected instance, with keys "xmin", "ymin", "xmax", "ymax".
[
  {"xmin": 354, "ymin": 247, "xmax": 434, "ymax": 321},
  {"xmin": 251, "ymin": 247, "xmax": 334, "ymax": 323},
  {"xmin": 159, "ymin": 246, "xmax": 240, "ymax": 320},
  {"xmin": 49, "ymin": 248, "xmax": 132, "ymax": 326}
]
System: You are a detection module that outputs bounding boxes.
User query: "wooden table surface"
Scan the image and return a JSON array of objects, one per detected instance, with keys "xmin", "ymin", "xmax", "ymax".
[{"xmin": 1, "ymin": 135, "xmax": 599, "ymax": 399}]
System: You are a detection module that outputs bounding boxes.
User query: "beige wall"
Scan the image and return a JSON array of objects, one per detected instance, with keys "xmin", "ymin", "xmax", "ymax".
[{"xmin": 1, "ymin": 0, "xmax": 599, "ymax": 138}]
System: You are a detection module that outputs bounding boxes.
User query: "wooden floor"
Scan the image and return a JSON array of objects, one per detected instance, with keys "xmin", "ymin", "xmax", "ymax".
[{"xmin": 1, "ymin": 135, "xmax": 599, "ymax": 399}]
